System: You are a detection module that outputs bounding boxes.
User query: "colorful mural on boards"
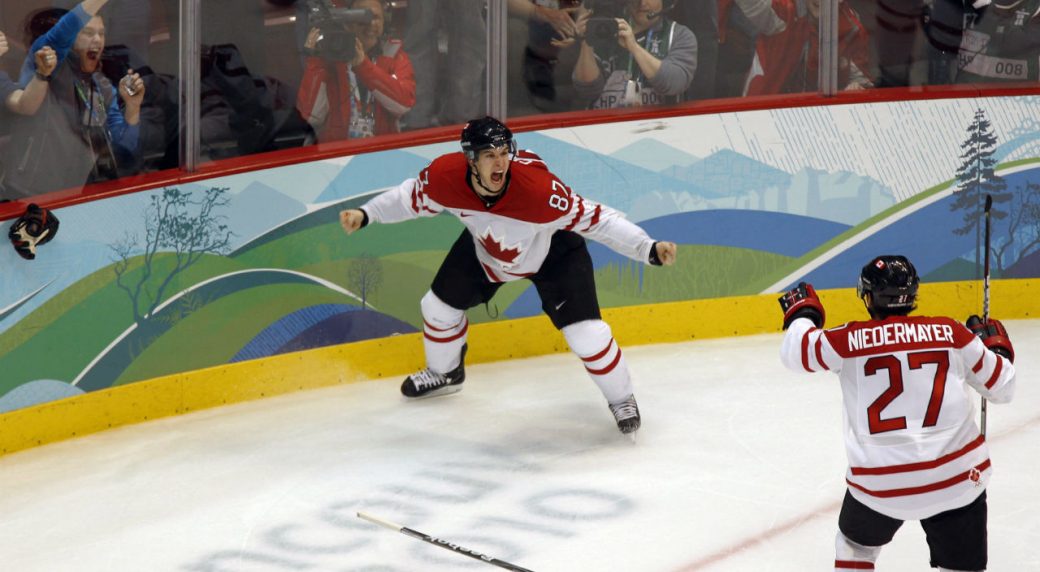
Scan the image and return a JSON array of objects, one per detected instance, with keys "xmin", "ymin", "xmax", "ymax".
[{"xmin": 1, "ymin": 96, "xmax": 1039, "ymax": 412}]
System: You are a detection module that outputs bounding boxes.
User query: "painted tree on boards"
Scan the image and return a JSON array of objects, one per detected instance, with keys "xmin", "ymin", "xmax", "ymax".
[
  {"xmin": 346, "ymin": 253, "xmax": 383, "ymax": 309},
  {"xmin": 110, "ymin": 186, "xmax": 233, "ymax": 323},
  {"xmin": 992, "ymin": 181, "xmax": 1040, "ymax": 275},
  {"xmin": 950, "ymin": 108, "xmax": 1011, "ymax": 274}
]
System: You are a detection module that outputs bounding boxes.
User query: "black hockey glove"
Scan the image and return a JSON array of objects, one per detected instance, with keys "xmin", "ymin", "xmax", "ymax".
[
  {"xmin": 8, "ymin": 203, "xmax": 60, "ymax": 260},
  {"xmin": 966, "ymin": 315, "xmax": 1015, "ymax": 362},
  {"xmin": 778, "ymin": 282, "xmax": 825, "ymax": 330}
]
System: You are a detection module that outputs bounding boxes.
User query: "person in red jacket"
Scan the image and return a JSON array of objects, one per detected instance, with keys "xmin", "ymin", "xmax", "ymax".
[
  {"xmin": 296, "ymin": 0, "xmax": 416, "ymax": 142},
  {"xmin": 744, "ymin": 0, "xmax": 873, "ymax": 95}
]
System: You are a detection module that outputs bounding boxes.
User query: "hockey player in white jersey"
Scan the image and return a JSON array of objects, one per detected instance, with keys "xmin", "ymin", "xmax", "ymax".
[
  {"xmin": 339, "ymin": 116, "xmax": 678, "ymax": 435},
  {"xmin": 779, "ymin": 255, "xmax": 1016, "ymax": 572}
]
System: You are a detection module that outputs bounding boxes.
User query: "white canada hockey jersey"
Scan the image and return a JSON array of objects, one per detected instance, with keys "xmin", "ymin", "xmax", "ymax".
[
  {"xmin": 781, "ymin": 314, "xmax": 1016, "ymax": 520},
  {"xmin": 360, "ymin": 150, "xmax": 656, "ymax": 282}
]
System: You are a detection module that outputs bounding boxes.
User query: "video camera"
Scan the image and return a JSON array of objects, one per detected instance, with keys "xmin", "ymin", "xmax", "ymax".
[{"xmin": 305, "ymin": 0, "xmax": 376, "ymax": 61}]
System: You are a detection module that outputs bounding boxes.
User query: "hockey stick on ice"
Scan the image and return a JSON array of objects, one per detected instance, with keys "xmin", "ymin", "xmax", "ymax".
[
  {"xmin": 981, "ymin": 193, "xmax": 993, "ymax": 436},
  {"xmin": 356, "ymin": 511, "xmax": 536, "ymax": 572}
]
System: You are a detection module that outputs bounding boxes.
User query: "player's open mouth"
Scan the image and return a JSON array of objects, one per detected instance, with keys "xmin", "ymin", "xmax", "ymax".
[
  {"xmin": 490, "ymin": 171, "xmax": 504, "ymax": 184},
  {"xmin": 86, "ymin": 49, "xmax": 101, "ymax": 61}
]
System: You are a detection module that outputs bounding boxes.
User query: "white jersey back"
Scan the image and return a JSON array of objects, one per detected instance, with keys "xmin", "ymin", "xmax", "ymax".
[{"xmin": 781, "ymin": 314, "xmax": 1015, "ymax": 520}]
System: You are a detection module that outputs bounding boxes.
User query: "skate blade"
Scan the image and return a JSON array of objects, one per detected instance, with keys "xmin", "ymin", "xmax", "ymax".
[
  {"xmin": 626, "ymin": 431, "xmax": 637, "ymax": 444},
  {"xmin": 404, "ymin": 385, "xmax": 464, "ymax": 400}
]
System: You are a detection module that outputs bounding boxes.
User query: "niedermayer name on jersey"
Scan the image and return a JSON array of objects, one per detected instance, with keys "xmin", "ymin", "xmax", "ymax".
[
  {"xmin": 825, "ymin": 316, "xmax": 973, "ymax": 358},
  {"xmin": 847, "ymin": 322, "xmax": 955, "ymax": 351}
]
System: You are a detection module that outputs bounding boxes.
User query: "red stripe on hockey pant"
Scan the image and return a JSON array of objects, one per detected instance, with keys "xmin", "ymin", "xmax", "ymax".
[
  {"xmin": 801, "ymin": 330, "xmax": 816, "ymax": 372},
  {"xmin": 580, "ymin": 338, "xmax": 615, "ymax": 363},
  {"xmin": 847, "ymin": 459, "xmax": 991, "ymax": 498},
  {"xmin": 424, "ymin": 320, "xmax": 468, "ymax": 343},
  {"xmin": 585, "ymin": 348, "xmax": 622, "ymax": 375},
  {"xmin": 985, "ymin": 356, "xmax": 1003, "ymax": 389},
  {"xmin": 851, "ymin": 434, "xmax": 985, "ymax": 475},
  {"xmin": 972, "ymin": 354, "xmax": 984, "ymax": 374},
  {"xmin": 834, "ymin": 561, "xmax": 874, "ymax": 570},
  {"xmin": 814, "ymin": 336, "xmax": 829, "ymax": 370}
]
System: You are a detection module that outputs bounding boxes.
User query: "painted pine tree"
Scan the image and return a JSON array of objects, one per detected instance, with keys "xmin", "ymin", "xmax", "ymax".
[{"xmin": 950, "ymin": 108, "xmax": 1010, "ymax": 276}]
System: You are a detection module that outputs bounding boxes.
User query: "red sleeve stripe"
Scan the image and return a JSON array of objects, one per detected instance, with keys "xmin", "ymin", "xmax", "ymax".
[
  {"xmin": 582, "ymin": 204, "xmax": 602, "ymax": 231},
  {"xmin": 423, "ymin": 319, "xmax": 468, "ymax": 343},
  {"xmin": 985, "ymin": 356, "xmax": 1003, "ymax": 389},
  {"xmin": 972, "ymin": 355, "xmax": 985, "ymax": 374},
  {"xmin": 834, "ymin": 561, "xmax": 874, "ymax": 570},
  {"xmin": 800, "ymin": 330, "xmax": 816, "ymax": 372},
  {"xmin": 411, "ymin": 186, "xmax": 421, "ymax": 214},
  {"xmin": 814, "ymin": 335, "xmax": 829, "ymax": 371},
  {"xmin": 563, "ymin": 197, "xmax": 585, "ymax": 231},
  {"xmin": 580, "ymin": 339, "xmax": 615, "ymax": 363},
  {"xmin": 847, "ymin": 459, "xmax": 991, "ymax": 498},
  {"xmin": 585, "ymin": 348, "xmax": 623, "ymax": 375},
  {"xmin": 850, "ymin": 434, "xmax": 985, "ymax": 475}
]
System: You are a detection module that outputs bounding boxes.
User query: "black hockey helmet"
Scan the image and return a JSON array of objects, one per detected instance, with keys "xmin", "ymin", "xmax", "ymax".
[
  {"xmin": 461, "ymin": 116, "xmax": 516, "ymax": 161},
  {"xmin": 858, "ymin": 255, "xmax": 919, "ymax": 315}
]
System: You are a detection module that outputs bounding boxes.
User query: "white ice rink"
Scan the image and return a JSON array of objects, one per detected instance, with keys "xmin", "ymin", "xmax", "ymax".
[{"xmin": 1, "ymin": 322, "xmax": 1038, "ymax": 571}]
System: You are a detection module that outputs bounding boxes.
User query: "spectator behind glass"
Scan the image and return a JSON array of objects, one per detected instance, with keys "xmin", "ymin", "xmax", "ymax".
[
  {"xmin": 671, "ymin": 0, "xmax": 720, "ymax": 101},
  {"xmin": 401, "ymin": 0, "xmax": 487, "ymax": 129},
  {"xmin": 507, "ymin": 0, "xmax": 582, "ymax": 113},
  {"xmin": 712, "ymin": 0, "xmax": 787, "ymax": 98},
  {"xmin": 297, "ymin": 0, "xmax": 416, "ymax": 142},
  {"xmin": 955, "ymin": 1, "xmax": 1040, "ymax": 85},
  {"xmin": 2, "ymin": 0, "xmax": 144, "ymax": 200},
  {"xmin": 743, "ymin": 0, "xmax": 872, "ymax": 95},
  {"xmin": 571, "ymin": 0, "xmax": 697, "ymax": 109}
]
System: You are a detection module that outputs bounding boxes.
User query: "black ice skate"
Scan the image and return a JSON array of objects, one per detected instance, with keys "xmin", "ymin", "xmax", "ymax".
[
  {"xmin": 400, "ymin": 345, "xmax": 467, "ymax": 399},
  {"xmin": 609, "ymin": 394, "xmax": 641, "ymax": 436}
]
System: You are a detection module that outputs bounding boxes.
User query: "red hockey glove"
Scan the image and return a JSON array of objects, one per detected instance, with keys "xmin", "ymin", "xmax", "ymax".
[
  {"xmin": 966, "ymin": 315, "xmax": 1014, "ymax": 362},
  {"xmin": 778, "ymin": 282, "xmax": 825, "ymax": 330}
]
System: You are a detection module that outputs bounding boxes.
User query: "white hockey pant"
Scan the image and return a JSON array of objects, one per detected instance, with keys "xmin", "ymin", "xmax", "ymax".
[
  {"xmin": 420, "ymin": 290, "xmax": 467, "ymax": 373},
  {"xmin": 561, "ymin": 319, "xmax": 632, "ymax": 404},
  {"xmin": 835, "ymin": 532, "xmax": 882, "ymax": 571}
]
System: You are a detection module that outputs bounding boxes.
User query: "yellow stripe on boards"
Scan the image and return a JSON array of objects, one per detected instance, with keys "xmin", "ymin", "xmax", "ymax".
[{"xmin": 1, "ymin": 279, "xmax": 1035, "ymax": 456}]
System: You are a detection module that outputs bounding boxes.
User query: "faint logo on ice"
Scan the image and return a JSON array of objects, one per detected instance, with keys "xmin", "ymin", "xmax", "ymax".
[{"xmin": 182, "ymin": 443, "xmax": 635, "ymax": 570}]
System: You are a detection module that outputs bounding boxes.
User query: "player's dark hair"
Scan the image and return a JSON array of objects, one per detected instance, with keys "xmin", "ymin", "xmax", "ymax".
[{"xmin": 858, "ymin": 255, "xmax": 919, "ymax": 319}]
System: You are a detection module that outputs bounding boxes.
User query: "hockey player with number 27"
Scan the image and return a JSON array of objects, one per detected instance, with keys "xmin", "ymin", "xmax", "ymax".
[
  {"xmin": 778, "ymin": 255, "xmax": 1016, "ymax": 572},
  {"xmin": 339, "ymin": 116, "xmax": 677, "ymax": 436}
]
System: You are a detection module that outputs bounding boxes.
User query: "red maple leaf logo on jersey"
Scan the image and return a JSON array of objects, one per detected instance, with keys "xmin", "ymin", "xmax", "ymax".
[{"xmin": 478, "ymin": 229, "xmax": 522, "ymax": 265}]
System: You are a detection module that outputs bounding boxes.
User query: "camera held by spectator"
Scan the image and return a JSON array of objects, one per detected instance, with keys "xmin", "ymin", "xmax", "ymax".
[
  {"xmin": 305, "ymin": 0, "xmax": 376, "ymax": 61},
  {"xmin": 585, "ymin": 17, "xmax": 619, "ymax": 42}
]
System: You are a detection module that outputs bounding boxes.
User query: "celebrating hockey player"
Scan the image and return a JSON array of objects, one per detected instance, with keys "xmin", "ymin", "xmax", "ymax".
[
  {"xmin": 778, "ymin": 255, "xmax": 1016, "ymax": 572},
  {"xmin": 339, "ymin": 116, "xmax": 677, "ymax": 436}
]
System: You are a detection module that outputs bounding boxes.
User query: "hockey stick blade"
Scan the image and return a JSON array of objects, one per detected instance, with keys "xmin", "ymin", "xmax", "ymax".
[{"xmin": 357, "ymin": 511, "xmax": 537, "ymax": 572}]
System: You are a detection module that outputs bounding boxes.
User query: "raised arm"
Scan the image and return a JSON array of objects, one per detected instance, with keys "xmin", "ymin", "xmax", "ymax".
[{"xmin": 6, "ymin": 47, "xmax": 57, "ymax": 115}]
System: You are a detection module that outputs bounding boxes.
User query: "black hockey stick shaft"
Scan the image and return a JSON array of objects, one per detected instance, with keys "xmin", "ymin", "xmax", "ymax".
[
  {"xmin": 981, "ymin": 193, "xmax": 993, "ymax": 436},
  {"xmin": 357, "ymin": 511, "xmax": 536, "ymax": 572}
]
